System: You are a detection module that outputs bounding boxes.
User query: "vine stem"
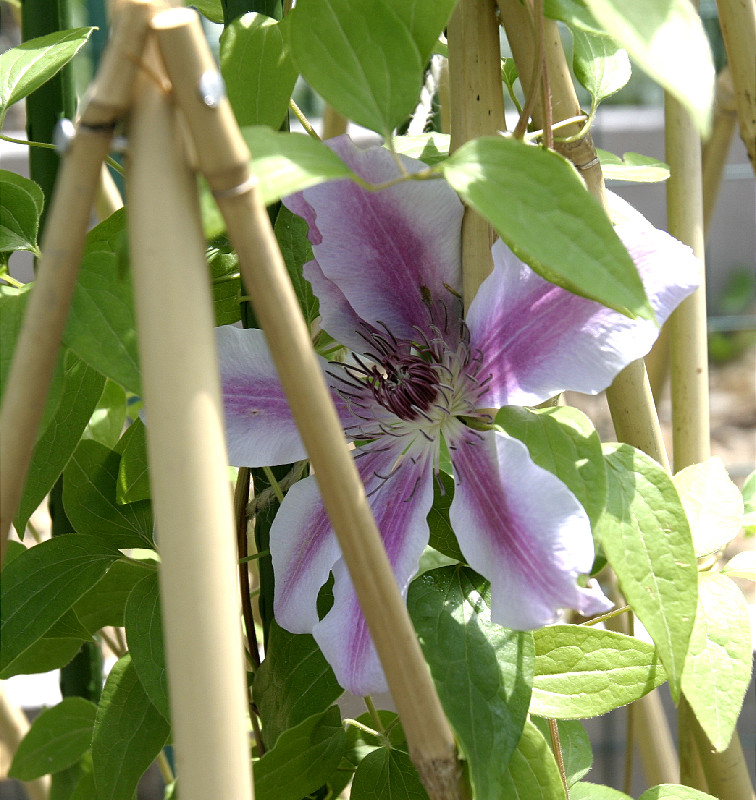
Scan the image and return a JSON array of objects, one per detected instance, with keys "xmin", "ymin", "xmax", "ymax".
[{"xmin": 548, "ymin": 719, "xmax": 569, "ymax": 798}]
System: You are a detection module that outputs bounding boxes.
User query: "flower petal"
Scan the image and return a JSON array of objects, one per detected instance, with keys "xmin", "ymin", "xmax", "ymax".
[
  {"xmin": 217, "ymin": 325, "xmax": 307, "ymax": 466},
  {"xmin": 272, "ymin": 437, "xmax": 435, "ymax": 695},
  {"xmin": 283, "ymin": 136, "xmax": 464, "ymax": 346},
  {"xmin": 468, "ymin": 226, "xmax": 700, "ymax": 406},
  {"xmin": 217, "ymin": 325, "xmax": 355, "ymax": 466},
  {"xmin": 314, "ymin": 443, "xmax": 435, "ymax": 696},
  {"xmin": 448, "ymin": 423, "xmax": 612, "ymax": 629}
]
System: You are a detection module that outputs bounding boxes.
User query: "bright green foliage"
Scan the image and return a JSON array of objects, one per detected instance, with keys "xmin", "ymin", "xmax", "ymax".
[
  {"xmin": 639, "ymin": 785, "xmax": 718, "ymax": 800},
  {"xmin": 63, "ymin": 210, "xmax": 141, "ymax": 395},
  {"xmin": 597, "ymin": 150, "xmax": 670, "ymax": 183},
  {"xmin": 14, "ymin": 353, "xmax": 105, "ymax": 534},
  {"xmin": 0, "ymin": 27, "xmax": 94, "ymax": 119},
  {"xmin": 580, "ymin": 0, "xmax": 714, "ymax": 133},
  {"xmin": 0, "ymin": 170, "xmax": 43, "ymax": 257},
  {"xmin": 499, "ymin": 720, "xmax": 566, "ymax": 800},
  {"xmin": 275, "ymin": 205, "xmax": 319, "ymax": 326},
  {"xmin": 571, "ymin": 29, "xmax": 631, "ymax": 108},
  {"xmin": 82, "ymin": 380, "xmax": 127, "ymax": 449},
  {"xmin": 351, "ymin": 747, "xmax": 429, "ymax": 800},
  {"xmin": 390, "ymin": 0, "xmax": 458, "ymax": 63},
  {"xmin": 673, "ymin": 458, "xmax": 745, "ymax": 557},
  {"xmin": 544, "ymin": 0, "xmax": 605, "ymax": 34},
  {"xmin": 393, "ymin": 133, "xmax": 451, "ymax": 165},
  {"xmin": 91, "ymin": 655, "xmax": 170, "ymax": 800},
  {"xmin": 531, "ymin": 626, "xmax": 666, "ymax": 718},
  {"xmin": 681, "ymin": 573, "xmax": 753, "ymax": 751},
  {"xmin": 287, "ymin": 0, "xmax": 423, "ymax": 135},
  {"xmin": 254, "ymin": 706, "xmax": 347, "ymax": 800},
  {"xmin": 254, "ymin": 620, "xmax": 343, "ymax": 749},
  {"xmin": 0, "ymin": 535, "xmax": 120, "ymax": 674},
  {"xmin": 124, "ymin": 572, "xmax": 170, "ymax": 720},
  {"xmin": 221, "ymin": 13, "xmax": 298, "ymax": 130},
  {"xmin": 63, "ymin": 439, "xmax": 154, "ymax": 549},
  {"xmin": 495, "ymin": 406, "xmax": 606, "ymax": 528},
  {"xmin": 599, "ymin": 444, "xmax": 697, "ymax": 700},
  {"xmin": 721, "ymin": 550, "xmax": 756, "ymax": 581},
  {"xmin": 116, "ymin": 418, "xmax": 151, "ymax": 504},
  {"xmin": 190, "ymin": 0, "xmax": 224, "ymax": 24},
  {"xmin": 209, "ymin": 247, "xmax": 243, "ymax": 326},
  {"xmin": 9, "ymin": 697, "xmax": 96, "ymax": 780},
  {"xmin": 742, "ymin": 469, "xmax": 756, "ymax": 534},
  {"xmin": 408, "ymin": 566, "xmax": 534, "ymax": 800},
  {"xmin": 442, "ymin": 136, "xmax": 654, "ymax": 320},
  {"xmin": 531, "ymin": 717, "xmax": 593, "ymax": 787},
  {"xmin": 244, "ymin": 126, "xmax": 357, "ymax": 204}
]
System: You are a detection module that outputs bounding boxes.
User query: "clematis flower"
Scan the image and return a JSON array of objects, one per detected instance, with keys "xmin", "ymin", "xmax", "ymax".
[{"xmin": 217, "ymin": 136, "xmax": 699, "ymax": 696}]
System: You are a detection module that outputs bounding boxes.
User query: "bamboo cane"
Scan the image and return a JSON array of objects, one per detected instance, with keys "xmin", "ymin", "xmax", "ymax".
[
  {"xmin": 322, "ymin": 105, "xmax": 348, "ymax": 140},
  {"xmin": 150, "ymin": 11, "xmax": 461, "ymax": 798},
  {"xmin": 126, "ymin": 37, "xmax": 254, "ymax": 800},
  {"xmin": 447, "ymin": 0, "xmax": 507, "ymax": 307},
  {"xmin": 497, "ymin": 2, "xmax": 685, "ymax": 787},
  {"xmin": 715, "ymin": 0, "xmax": 756, "ymax": 170},
  {"xmin": 0, "ymin": 0, "xmax": 153, "ymax": 562}
]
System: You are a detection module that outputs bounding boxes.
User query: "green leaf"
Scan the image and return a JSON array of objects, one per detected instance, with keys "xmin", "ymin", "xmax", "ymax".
[
  {"xmin": 742, "ymin": 469, "xmax": 756, "ymax": 535},
  {"xmin": 531, "ymin": 718, "xmax": 593, "ymax": 787},
  {"xmin": 442, "ymin": 137, "xmax": 653, "ymax": 320},
  {"xmin": 63, "ymin": 439, "xmax": 154, "ymax": 549},
  {"xmin": 680, "ymin": 573, "xmax": 753, "ymax": 751},
  {"xmin": 9, "ymin": 698, "xmax": 97, "ymax": 780},
  {"xmin": 275, "ymin": 205, "xmax": 319, "ymax": 326},
  {"xmin": 344, "ymin": 710, "xmax": 407, "ymax": 765},
  {"xmin": 244, "ymin": 126, "xmax": 358, "ymax": 205},
  {"xmin": 254, "ymin": 620, "xmax": 343, "ymax": 749},
  {"xmin": 254, "ymin": 706, "xmax": 347, "ymax": 800},
  {"xmin": 46, "ymin": 609, "xmax": 93, "ymax": 642},
  {"xmin": 14, "ymin": 353, "xmax": 106, "ymax": 534},
  {"xmin": 638, "ymin": 785, "xmax": 717, "ymax": 800},
  {"xmin": 124, "ymin": 572, "xmax": 170, "ymax": 720},
  {"xmin": 0, "ymin": 170, "xmax": 43, "ymax": 256},
  {"xmin": 597, "ymin": 149, "xmax": 670, "ymax": 183},
  {"xmin": 73, "ymin": 557, "xmax": 157, "ymax": 633},
  {"xmin": 544, "ymin": 0, "xmax": 605, "ymax": 34},
  {"xmin": 209, "ymin": 248, "xmax": 242, "ymax": 326},
  {"xmin": 351, "ymin": 747, "xmax": 429, "ymax": 800},
  {"xmin": 287, "ymin": 0, "xmax": 423, "ymax": 135},
  {"xmin": 0, "ymin": 285, "xmax": 65, "ymax": 442},
  {"xmin": 673, "ymin": 458, "xmax": 744, "ymax": 557},
  {"xmin": 393, "ymin": 133, "xmax": 451, "ymax": 165},
  {"xmin": 500, "ymin": 720, "xmax": 566, "ymax": 800},
  {"xmin": 426, "ymin": 471, "xmax": 465, "ymax": 562},
  {"xmin": 188, "ymin": 0, "xmax": 224, "ymax": 24},
  {"xmin": 0, "ymin": 27, "xmax": 94, "ymax": 112},
  {"xmin": 91, "ymin": 655, "xmax": 170, "ymax": 800},
  {"xmin": 495, "ymin": 405, "xmax": 606, "ymax": 528},
  {"xmin": 599, "ymin": 444, "xmax": 697, "ymax": 699},
  {"xmin": 571, "ymin": 783, "xmax": 633, "ymax": 800},
  {"xmin": 531, "ymin": 626, "xmax": 666, "ymax": 718},
  {"xmin": 571, "ymin": 29, "xmax": 631, "ymax": 105},
  {"xmin": 221, "ymin": 13, "xmax": 298, "ymax": 130},
  {"xmin": 0, "ymin": 535, "xmax": 120, "ymax": 673},
  {"xmin": 116, "ymin": 419, "xmax": 151, "ymax": 504},
  {"xmin": 390, "ymin": 0, "xmax": 458, "ymax": 63},
  {"xmin": 580, "ymin": 0, "xmax": 714, "ymax": 134},
  {"xmin": 63, "ymin": 209, "xmax": 141, "ymax": 395},
  {"xmin": 721, "ymin": 550, "xmax": 756, "ymax": 581},
  {"xmin": 82, "ymin": 380, "xmax": 127, "ymax": 448},
  {"xmin": 408, "ymin": 566, "xmax": 534, "ymax": 799},
  {"xmin": 0, "ymin": 637, "xmax": 82, "ymax": 679}
]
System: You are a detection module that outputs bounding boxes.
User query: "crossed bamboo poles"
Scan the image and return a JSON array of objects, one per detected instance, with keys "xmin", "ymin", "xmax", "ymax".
[{"xmin": 0, "ymin": 3, "xmax": 460, "ymax": 798}]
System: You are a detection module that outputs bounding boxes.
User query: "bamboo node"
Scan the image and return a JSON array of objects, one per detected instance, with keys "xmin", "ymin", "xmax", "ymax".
[{"xmin": 414, "ymin": 752, "xmax": 463, "ymax": 800}]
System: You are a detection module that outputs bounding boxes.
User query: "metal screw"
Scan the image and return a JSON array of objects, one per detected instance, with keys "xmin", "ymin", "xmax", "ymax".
[
  {"xmin": 198, "ymin": 70, "xmax": 225, "ymax": 108},
  {"xmin": 53, "ymin": 118, "xmax": 76, "ymax": 154}
]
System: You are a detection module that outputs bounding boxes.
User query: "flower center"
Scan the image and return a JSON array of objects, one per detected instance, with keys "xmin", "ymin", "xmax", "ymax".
[{"xmin": 366, "ymin": 354, "xmax": 439, "ymax": 420}]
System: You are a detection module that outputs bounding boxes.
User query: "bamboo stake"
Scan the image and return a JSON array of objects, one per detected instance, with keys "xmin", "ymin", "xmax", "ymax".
[
  {"xmin": 150, "ymin": 11, "xmax": 460, "ymax": 798},
  {"xmin": 94, "ymin": 163, "xmax": 124, "ymax": 222},
  {"xmin": 322, "ymin": 105, "xmax": 348, "ymax": 140},
  {"xmin": 716, "ymin": 0, "xmax": 756, "ymax": 170},
  {"xmin": 126, "ymin": 37, "xmax": 254, "ymax": 800},
  {"xmin": 447, "ymin": 0, "xmax": 506, "ymax": 307},
  {"xmin": 0, "ymin": 0, "xmax": 153, "ymax": 562}
]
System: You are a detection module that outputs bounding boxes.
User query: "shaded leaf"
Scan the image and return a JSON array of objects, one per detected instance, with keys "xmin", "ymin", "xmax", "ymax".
[
  {"xmin": 500, "ymin": 720, "xmax": 566, "ymax": 800},
  {"xmin": 0, "ymin": 170, "xmax": 43, "ymax": 255},
  {"xmin": 116, "ymin": 419, "xmax": 151, "ymax": 504},
  {"xmin": 531, "ymin": 717, "xmax": 593, "ymax": 787},
  {"xmin": 275, "ymin": 204, "xmax": 319, "ymax": 326},
  {"xmin": 82, "ymin": 380, "xmax": 127, "ymax": 448},
  {"xmin": 351, "ymin": 747, "xmax": 429, "ymax": 800}
]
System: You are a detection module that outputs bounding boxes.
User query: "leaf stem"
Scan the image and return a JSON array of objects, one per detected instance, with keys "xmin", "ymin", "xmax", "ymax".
[
  {"xmin": 262, "ymin": 465, "xmax": 284, "ymax": 503},
  {"xmin": 289, "ymin": 98, "xmax": 321, "ymax": 140},
  {"xmin": 580, "ymin": 604, "xmax": 631, "ymax": 626},
  {"xmin": 344, "ymin": 718, "xmax": 383, "ymax": 740},
  {"xmin": 364, "ymin": 694, "xmax": 386, "ymax": 734},
  {"xmin": 548, "ymin": 719, "xmax": 569, "ymax": 798},
  {"xmin": 156, "ymin": 749, "xmax": 175, "ymax": 785},
  {"xmin": 0, "ymin": 273, "xmax": 25, "ymax": 288}
]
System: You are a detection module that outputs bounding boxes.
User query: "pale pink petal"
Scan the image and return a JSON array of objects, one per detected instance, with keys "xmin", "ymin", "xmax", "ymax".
[
  {"xmin": 283, "ymin": 136, "xmax": 464, "ymax": 346},
  {"xmin": 448, "ymin": 423, "xmax": 612, "ymax": 629},
  {"xmin": 468, "ymin": 227, "xmax": 700, "ymax": 406}
]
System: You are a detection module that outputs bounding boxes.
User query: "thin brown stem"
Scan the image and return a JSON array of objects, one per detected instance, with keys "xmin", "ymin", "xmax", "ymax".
[{"xmin": 548, "ymin": 718, "xmax": 569, "ymax": 798}]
